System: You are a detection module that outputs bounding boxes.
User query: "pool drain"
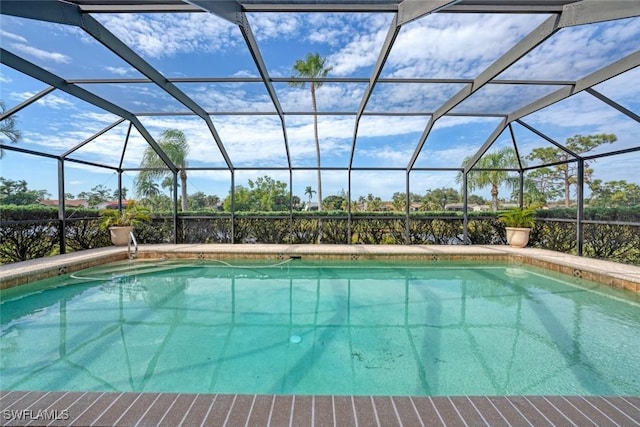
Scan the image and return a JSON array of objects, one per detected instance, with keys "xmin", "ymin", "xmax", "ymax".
[{"xmin": 290, "ymin": 335, "xmax": 302, "ymax": 344}]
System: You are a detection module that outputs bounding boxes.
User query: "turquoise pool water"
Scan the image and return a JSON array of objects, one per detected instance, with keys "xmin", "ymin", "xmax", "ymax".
[{"xmin": 1, "ymin": 259, "xmax": 639, "ymax": 396}]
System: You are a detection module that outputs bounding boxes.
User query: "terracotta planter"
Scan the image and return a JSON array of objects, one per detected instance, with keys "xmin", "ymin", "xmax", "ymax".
[
  {"xmin": 109, "ymin": 226, "xmax": 133, "ymax": 246},
  {"xmin": 505, "ymin": 227, "xmax": 531, "ymax": 248}
]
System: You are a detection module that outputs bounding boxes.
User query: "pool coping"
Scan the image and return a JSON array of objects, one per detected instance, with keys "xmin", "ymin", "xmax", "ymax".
[{"xmin": 1, "ymin": 244, "xmax": 640, "ymax": 294}]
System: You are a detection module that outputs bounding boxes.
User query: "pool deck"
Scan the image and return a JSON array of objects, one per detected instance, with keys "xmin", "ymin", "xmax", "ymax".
[
  {"xmin": 1, "ymin": 391, "xmax": 639, "ymax": 426},
  {"xmin": 2, "ymin": 245, "xmax": 640, "ymax": 426}
]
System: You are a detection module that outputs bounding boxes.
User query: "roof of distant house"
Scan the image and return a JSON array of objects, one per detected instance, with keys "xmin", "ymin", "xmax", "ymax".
[{"xmin": 41, "ymin": 199, "xmax": 88, "ymax": 207}]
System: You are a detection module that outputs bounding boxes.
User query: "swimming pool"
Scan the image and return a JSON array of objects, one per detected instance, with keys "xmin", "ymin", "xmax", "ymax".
[{"xmin": 1, "ymin": 259, "xmax": 639, "ymax": 396}]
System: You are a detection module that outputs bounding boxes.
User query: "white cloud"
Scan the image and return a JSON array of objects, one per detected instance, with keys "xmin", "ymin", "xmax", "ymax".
[
  {"xmin": 217, "ymin": 116, "xmax": 290, "ymax": 165},
  {"xmin": 9, "ymin": 43, "xmax": 71, "ymax": 64},
  {"xmin": 525, "ymin": 91, "xmax": 629, "ymax": 130},
  {"xmin": 329, "ymin": 30, "xmax": 387, "ymax": 76},
  {"xmin": 365, "ymin": 83, "xmax": 463, "ymax": 112},
  {"xmin": 288, "ymin": 118, "xmax": 353, "ymax": 165},
  {"xmin": 1, "ymin": 29, "xmax": 28, "ymax": 43},
  {"xmin": 15, "ymin": 110, "xmax": 126, "ymax": 159},
  {"xmin": 280, "ymin": 83, "xmax": 365, "ymax": 112},
  {"xmin": 250, "ymin": 12, "xmax": 392, "ymax": 76},
  {"xmin": 385, "ymin": 13, "xmax": 549, "ymax": 79},
  {"xmin": 75, "ymin": 111, "xmax": 121, "ymax": 124},
  {"xmin": 232, "ymin": 70, "xmax": 259, "ymax": 78},
  {"xmin": 185, "ymin": 84, "xmax": 275, "ymax": 112},
  {"xmin": 37, "ymin": 94, "xmax": 75, "ymax": 109},
  {"xmin": 452, "ymin": 84, "xmax": 561, "ymax": 114},
  {"xmin": 95, "ymin": 13, "xmax": 241, "ymax": 59},
  {"xmin": 593, "ymin": 67, "xmax": 640, "ymax": 106},
  {"xmin": 356, "ymin": 115, "xmax": 427, "ymax": 139},
  {"xmin": 309, "ymin": 27, "xmax": 348, "ymax": 46},
  {"xmin": 357, "ymin": 144, "xmax": 414, "ymax": 167},
  {"xmin": 105, "ymin": 66, "xmax": 135, "ymax": 76},
  {"xmin": 499, "ymin": 17, "xmax": 640, "ymax": 80},
  {"xmin": 248, "ymin": 13, "xmax": 301, "ymax": 40},
  {"xmin": 11, "ymin": 91, "xmax": 75, "ymax": 109}
]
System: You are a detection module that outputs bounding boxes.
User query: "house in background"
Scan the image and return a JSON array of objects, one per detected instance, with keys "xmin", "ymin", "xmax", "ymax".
[
  {"xmin": 40, "ymin": 199, "xmax": 89, "ymax": 208},
  {"xmin": 40, "ymin": 199, "xmax": 131, "ymax": 209},
  {"xmin": 445, "ymin": 203, "xmax": 490, "ymax": 212},
  {"xmin": 99, "ymin": 200, "xmax": 131, "ymax": 210}
]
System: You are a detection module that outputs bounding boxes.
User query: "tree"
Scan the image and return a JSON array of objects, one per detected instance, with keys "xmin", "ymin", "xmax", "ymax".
[
  {"xmin": 160, "ymin": 176, "xmax": 176, "ymax": 198},
  {"xmin": 223, "ymin": 185, "xmax": 251, "ymax": 212},
  {"xmin": 423, "ymin": 187, "xmax": 460, "ymax": 211},
  {"xmin": 516, "ymin": 177, "xmax": 547, "ymax": 208},
  {"xmin": 290, "ymin": 53, "xmax": 332, "ymax": 211},
  {"xmin": 523, "ymin": 167, "xmax": 562, "ymax": 204},
  {"xmin": 391, "ymin": 192, "xmax": 422, "ymax": 211},
  {"xmin": 323, "ymin": 194, "xmax": 346, "ymax": 211},
  {"xmin": 142, "ymin": 194, "xmax": 172, "ymax": 212},
  {"xmin": 136, "ymin": 178, "xmax": 160, "ymax": 199},
  {"xmin": 248, "ymin": 176, "xmax": 289, "ymax": 211},
  {"xmin": 357, "ymin": 193, "xmax": 384, "ymax": 211},
  {"xmin": 0, "ymin": 101, "xmax": 22, "ymax": 158},
  {"xmin": 137, "ymin": 129, "xmax": 190, "ymax": 211},
  {"xmin": 526, "ymin": 134, "xmax": 616, "ymax": 207},
  {"xmin": 112, "ymin": 187, "xmax": 128, "ymax": 200},
  {"xmin": 467, "ymin": 194, "xmax": 487, "ymax": 206},
  {"xmin": 78, "ymin": 185, "xmax": 112, "ymax": 207},
  {"xmin": 459, "ymin": 147, "xmax": 521, "ymax": 211},
  {"xmin": 304, "ymin": 185, "xmax": 316, "ymax": 208},
  {"xmin": 588, "ymin": 179, "xmax": 640, "ymax": 207},
  {"xmin": 222, "ymin": 176, "xmax": 290, "ymax": 212},
  {"xmin": 292, "ymin": 195, "xmax": 302, "ymax": 210},
  {"xmin": 189, "ymin": 192, "xmax": 220, "ymax": 210},
  {"xmin": 0, "ymin": 178, "xmax": 48, "ymax": 205},
  {"xmin": 391, "ymin": 192, "xmax": 406, "ymax": 211}
]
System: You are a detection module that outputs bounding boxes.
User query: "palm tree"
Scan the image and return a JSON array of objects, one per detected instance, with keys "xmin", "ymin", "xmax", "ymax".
[
  {"xmin": 290, "ymin": 53, "xmax": 332, "ymax": 211},
  {"xmin": 137, "ymin": 129, "xmax": 190, "ymax": 211},
  {"xmin": 1, "ymin": 101, "xmax": 21, "ymax": 158},
  {"xmin": 459, "ymin": 147, "xmax": 521, "ymax": 211},
  {"xmin": 161, "ymin": 176, "xmax": 175, "ymax": 198},
  {"xmin": 304, "ymin": 185, "xmax": 316, "ymax": 208},
  {"xmin": 135, "ymin": 177, "xmax": 160, "ymax": 198}
]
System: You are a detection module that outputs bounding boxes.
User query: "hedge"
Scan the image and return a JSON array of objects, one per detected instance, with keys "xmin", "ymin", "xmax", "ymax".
[{"xmin": 1, "ymin": 205, "xmax": 638, "ymax": 265}]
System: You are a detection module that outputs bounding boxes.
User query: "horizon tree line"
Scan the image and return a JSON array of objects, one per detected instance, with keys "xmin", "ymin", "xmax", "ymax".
[{"xmin": 3, "ymin": 173, "xmax": 640, "ymax": 212}]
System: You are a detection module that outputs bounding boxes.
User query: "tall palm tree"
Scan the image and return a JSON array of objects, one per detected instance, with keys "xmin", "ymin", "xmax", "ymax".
[
  {"xmin": 137, "ymin": 129, "xmax": 190, "ymax": 211},
  {"xmin": 304, "ymin": 185, "xmax": 316, "ymax": 208},
  {"xmin": 459, "ymin": 147, "xmax": 521, "ymax": 211},
  {"xmin": 290, "ymin": 53, "xmax": 332, "ymax": 211},
  {"xmin": 1, "ymin": 101, "xmax": 21, "ymax": 158}
]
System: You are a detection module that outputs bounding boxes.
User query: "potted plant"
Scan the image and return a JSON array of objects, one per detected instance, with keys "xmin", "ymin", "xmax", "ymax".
[
  {"xmin": 498, "ymin": 207, "xmax": 535, "ymax": 248},
  {"xmin": 99, "ymin": 200, "xmax": 150, "ymax": 246}
]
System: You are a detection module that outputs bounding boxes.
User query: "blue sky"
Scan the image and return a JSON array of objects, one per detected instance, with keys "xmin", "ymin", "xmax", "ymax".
[{"xmin": 1, "ymin": 6, "xmax": 639, "ymax": 202}]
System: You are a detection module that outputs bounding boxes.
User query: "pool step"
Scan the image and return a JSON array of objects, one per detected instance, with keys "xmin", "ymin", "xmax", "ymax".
[{"xmin": 70, "ymin": 261, "xmax": 194, "ymax": 281}]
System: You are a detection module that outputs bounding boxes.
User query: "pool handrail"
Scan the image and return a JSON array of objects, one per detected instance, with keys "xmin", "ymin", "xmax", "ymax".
[{"xmin": 128, "ymin": 231, "xmax": 138, "ymax": 260}]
